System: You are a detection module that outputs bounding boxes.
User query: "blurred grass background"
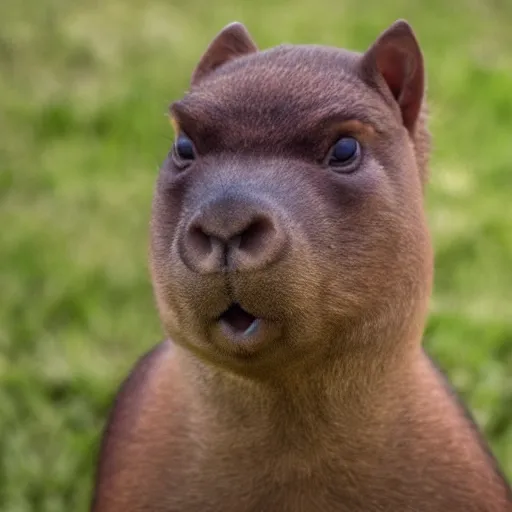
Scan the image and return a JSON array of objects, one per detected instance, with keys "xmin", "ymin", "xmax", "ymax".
[{"xmin": 1, "ymin": 0, "xmax": 511, "ymax": 510}]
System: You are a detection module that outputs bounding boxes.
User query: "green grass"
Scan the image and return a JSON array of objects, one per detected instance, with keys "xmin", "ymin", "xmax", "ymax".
[{"xmin": 1, "ymin": 0, "xmax": 511, "ymax": 510}]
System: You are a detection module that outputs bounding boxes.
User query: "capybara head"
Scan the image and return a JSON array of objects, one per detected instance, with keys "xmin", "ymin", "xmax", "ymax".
[{"xmin": 149, "ymin": 20, "xmax": 433, "ymax": 376}]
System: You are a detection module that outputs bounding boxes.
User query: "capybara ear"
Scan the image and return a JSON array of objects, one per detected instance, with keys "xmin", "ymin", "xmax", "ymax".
[
  {"xmin": 191, "ymin": 22, "xmax": 258, "ymax": 87},
  {"xmin": 360, "ymin": 20, "xmax": 424, "ymax": 133}
]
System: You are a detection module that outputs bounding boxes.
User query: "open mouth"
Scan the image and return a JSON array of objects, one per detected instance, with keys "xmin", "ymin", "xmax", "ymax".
[{"xmin": 218, "ymin": 303, "xmax": 260, "ymax": 338}]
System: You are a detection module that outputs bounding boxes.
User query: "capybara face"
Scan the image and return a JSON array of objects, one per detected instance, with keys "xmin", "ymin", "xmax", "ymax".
[{"xmin": 150, "ymin": 24, "xmax": 433, "ymax": 374}]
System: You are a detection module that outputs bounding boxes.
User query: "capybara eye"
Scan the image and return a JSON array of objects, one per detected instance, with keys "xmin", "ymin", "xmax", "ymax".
[
  {"xmin": 328, "ymin": 137, "xmax": 360, "ymax": 169},
  {"xmin": 175, "ymin": 135, "xmax": 195, "ymax": 161}
]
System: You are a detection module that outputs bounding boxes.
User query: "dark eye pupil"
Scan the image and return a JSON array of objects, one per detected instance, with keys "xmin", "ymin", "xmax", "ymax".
[
  {"xmin": 331, "ymin": 137, "xmax": 358, "ymax": 163},
  {"xmin": 176, "ymin": 135, "xmax": 195, "ymax": 160}
]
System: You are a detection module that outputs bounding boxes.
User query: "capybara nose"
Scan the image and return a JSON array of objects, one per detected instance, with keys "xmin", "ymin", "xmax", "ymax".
[{"xmin": 179, "ymin": 194, "xmax": 288, "ymax": 274}]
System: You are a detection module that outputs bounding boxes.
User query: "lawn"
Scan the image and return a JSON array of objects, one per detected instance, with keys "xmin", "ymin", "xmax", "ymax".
[{"xmin": 1, "ymin": 0, "xmax": 511, "ymax": 510}]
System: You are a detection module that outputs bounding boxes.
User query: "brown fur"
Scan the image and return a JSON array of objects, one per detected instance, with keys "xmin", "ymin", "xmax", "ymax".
[{"xmin": 91, "ymin": 20, "xmax": 512, "ymax": 512}]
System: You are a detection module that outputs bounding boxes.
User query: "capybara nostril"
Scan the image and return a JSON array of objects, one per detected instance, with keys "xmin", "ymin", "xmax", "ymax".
[
  {"xmin": 187, "ymin": 224, "xmax": 216, "ymax": 262},
  {"xmin": 180, "ymin": 196, "xmax": 287, "ymax": 274},
  {"xmin": 236, "ymin": 217, "xmax": 274, "ymax": 253}
]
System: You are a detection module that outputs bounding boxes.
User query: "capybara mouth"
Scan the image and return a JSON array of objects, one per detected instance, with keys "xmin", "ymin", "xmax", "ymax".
[{"xmin": 218, "ymin": 303, "xmax": 260, "ymax": 337}]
